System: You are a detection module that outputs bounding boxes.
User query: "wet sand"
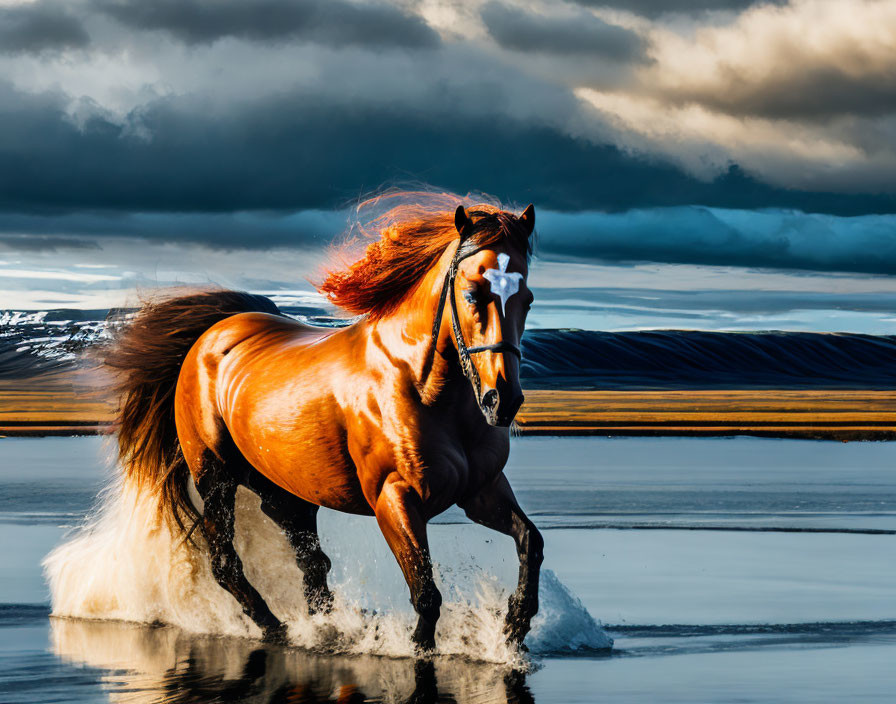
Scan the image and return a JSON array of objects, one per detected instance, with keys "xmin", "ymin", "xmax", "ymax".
[{"xmin": 1, "ymin": 370, "xmax": 895, "ymax": 439}]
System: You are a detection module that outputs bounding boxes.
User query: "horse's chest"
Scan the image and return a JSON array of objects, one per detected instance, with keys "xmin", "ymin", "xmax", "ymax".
[
  {"xmin": 431, "ymin": 433, "xmax": 508, "ymax": 494},
  {"xmin": 464, "ymin": 443, "xmax": 509, "ymax": 486}
]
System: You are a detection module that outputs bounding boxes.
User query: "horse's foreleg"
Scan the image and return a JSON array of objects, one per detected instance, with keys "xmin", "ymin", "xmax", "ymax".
[
  {"xmin": 253, "ymin": 475, "xmax": 334, "ymax": 615},
  {"xmin": 375, "ymin": 475, "xmax": 442, "ymax": 653},
  {"xmin": 460, "ymin": 472, "xmax": 544, "ymax": 647},
  {"xmin": 196, "ymin": 460, "xmax": 285, "ymax": 642}
]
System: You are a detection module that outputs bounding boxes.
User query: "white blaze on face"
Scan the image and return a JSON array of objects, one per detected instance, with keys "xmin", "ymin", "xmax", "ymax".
[{"xmin": 483, "ymin": 252, "xmax": 523, "ymax": 316}]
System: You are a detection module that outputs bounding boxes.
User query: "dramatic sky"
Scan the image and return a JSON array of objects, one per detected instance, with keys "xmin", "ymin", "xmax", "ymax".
[{"xmin": 1, "ymin": 0, "xmax": 895, "ymax": 331}]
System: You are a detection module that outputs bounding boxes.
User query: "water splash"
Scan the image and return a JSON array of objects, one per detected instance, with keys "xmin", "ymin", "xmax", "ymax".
[{"xmin": 44, "ymin": 479, "xmax": 612, "ymax": 665}]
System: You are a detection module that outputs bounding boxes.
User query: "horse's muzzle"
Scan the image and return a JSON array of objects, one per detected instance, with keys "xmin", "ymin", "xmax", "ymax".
[{"xmin": 481, "ymin": 388, "xmax": 525, "ymax": 427}]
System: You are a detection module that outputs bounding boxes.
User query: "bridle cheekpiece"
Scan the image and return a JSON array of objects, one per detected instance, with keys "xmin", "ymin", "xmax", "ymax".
[{"xmin": 429, "ymin": 204, "xmax": 534, "ymax": 417}]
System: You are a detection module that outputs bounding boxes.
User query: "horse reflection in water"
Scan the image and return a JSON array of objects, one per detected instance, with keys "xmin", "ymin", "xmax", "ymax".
[
  {"xmin": 104, "ymin": 192, "xmax": 541, "ymax": 653},
  {"xmin": 51, "ymin": 618, "xmax": 536, "ymax": 704}
]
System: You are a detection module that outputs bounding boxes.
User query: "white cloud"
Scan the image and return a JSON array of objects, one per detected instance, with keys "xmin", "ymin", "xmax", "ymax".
[
  {"xmin": 575, "ymin": 88, "xmax": 878, "ymax": 188},
  {"xmin": 645, "ymin": 0, "xmax": 896, "ymax": 112},
  {"xmin": 577, "ymin": 0, "xmax": 896, "ymax": 189}
]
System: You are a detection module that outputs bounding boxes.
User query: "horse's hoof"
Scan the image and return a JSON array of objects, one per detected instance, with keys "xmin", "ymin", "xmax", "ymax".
[
  {"xmin": 262, "ymin": 623, "xmax": 290, "ymax": 645},
  {"xmin": 413, "ymin": 638, "xmax": 436, "ymax": 656},
  {"xmin": 504, "ymin": 633, "xmax": 529, "ymax": 652},
  {"xmin": 503, "ymin": 620, "xmax": 530, "ymax": 651},
  {"xmin": 411, "ymin": 618, "xmax": 437, "ymax": 656},
  {"xmin": 412, "ymin": 633, "xmax": 436, "ymax": 657},
  {"xmin": 306, "ymin": 590, "xmax": 334, "ymax": 616}
]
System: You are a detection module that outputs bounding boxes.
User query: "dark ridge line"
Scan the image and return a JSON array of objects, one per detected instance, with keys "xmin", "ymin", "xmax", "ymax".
[
  {"xmin": 521, "ymin": 329, "xmax": 896, "ymax": 389},
  {"xmin": 7, "ymin": 320, "xmax": 896, "ymax": 389},
  {"xmin": 537, "ymin": 523, "xmax": 896, "ymax": 535},
  {"xmin": 605, "ymin": 620, "xmax": 896, "ymax": 636}
]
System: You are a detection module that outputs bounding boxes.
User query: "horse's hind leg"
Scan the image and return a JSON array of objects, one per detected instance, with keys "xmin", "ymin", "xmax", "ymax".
[
  {"xmin": 195, "ymin": 453, "xmax": 286, "ymax": 642},
  {"xmin": 248, "ymin": 471, "xmax": 334, "ymax": 614}
]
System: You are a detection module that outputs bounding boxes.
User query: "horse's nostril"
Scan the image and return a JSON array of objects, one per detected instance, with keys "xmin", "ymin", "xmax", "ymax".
[{"xmin": 482, "ymin": 389, "xmax": 499, "ymax": 409}]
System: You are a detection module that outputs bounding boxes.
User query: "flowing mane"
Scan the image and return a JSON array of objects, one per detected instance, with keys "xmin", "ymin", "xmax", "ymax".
[{"xmin": 318, "ymin": 191, "xmax": 534, "ymax": 319}]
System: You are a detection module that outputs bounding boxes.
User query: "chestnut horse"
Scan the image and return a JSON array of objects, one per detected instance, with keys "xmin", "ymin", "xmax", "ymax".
[{"xmin": 106, "ymin": 197, "xmax": 541, "ymax": 652}]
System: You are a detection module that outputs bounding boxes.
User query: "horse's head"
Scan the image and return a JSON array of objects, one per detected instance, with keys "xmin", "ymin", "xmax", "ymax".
[
  {"xmin": 318, "ymin": 193, "xmax": 536, "ymax": 426},
  {"xmin": 451, "ymin": 204, "xmax": 535, "ymax": 427}
]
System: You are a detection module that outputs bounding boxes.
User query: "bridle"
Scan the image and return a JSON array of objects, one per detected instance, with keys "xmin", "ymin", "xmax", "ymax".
[{"xmin": 430, "ymin": 236, "xmax": 523, "ymax": 409}]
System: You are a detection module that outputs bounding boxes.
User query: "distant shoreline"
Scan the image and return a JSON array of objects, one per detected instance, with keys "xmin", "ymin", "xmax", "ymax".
[
  {"xmin": 4, "ymin": 425, "xmax": 894, "ymax": 441},
  {"xmin": 2, "ymin": 375, "xmax": 894, "ymax": 440},
  {"xmin": 515, "ymin": 389, "xmax": 896, "ymax": 440}
]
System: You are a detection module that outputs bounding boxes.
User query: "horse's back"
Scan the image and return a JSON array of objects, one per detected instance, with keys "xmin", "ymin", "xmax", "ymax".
[{"xmin": 199, "ymin": 311, "xmax": 328, "ymax": 352}]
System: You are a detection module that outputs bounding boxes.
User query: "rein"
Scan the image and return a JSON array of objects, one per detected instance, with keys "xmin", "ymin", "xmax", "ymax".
[{"xmin": 429, "ymin": 238, "xmax": 522, "ymax": 408}]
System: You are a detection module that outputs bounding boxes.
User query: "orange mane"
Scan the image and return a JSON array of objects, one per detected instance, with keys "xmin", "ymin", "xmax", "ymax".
[{"xmin": 318, "ymin": 191, "xmax": 534, "ymax": 320}]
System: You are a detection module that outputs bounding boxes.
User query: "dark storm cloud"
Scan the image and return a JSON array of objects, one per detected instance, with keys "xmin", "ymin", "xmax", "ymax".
[
  {"xmin": 0, "ymin": 2, "xmax": 89, "ymax": 54},
  {"xmin": 0, "ymin": 80, "xmax": 892, "ymax": 224},
  {"xmin": 538, "ymin": 207, "xmax": 896, "ymax": 276},
  {"xmin": 0, "ymin": 234, "xmax": 99, "ymax": 251},
  {"xmin": 4, "ymin": 206, "xmax": 896, "ymax": 278},
  {"xmin": 0, "ymin": 210, "xmax": 342, "ymax": 249},
  {"xmin": 481, "ymin": 2, "xmax": 647, "ymax": 61},
  {"xmin": 570, "ymin": 0, "xmax": 786, "ymax": 18},
  {"xmin": 95, "ymin": 0, "xmax": 439, "ymax": 48}
]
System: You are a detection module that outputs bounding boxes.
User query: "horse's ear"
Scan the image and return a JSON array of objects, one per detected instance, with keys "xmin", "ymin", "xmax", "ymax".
[
  {"xmin": 519, "ymin": 204, "xmax": 535, "ymax": 236},
  {"xmin": 455, "ymin": 205, "xmax": 473, "ymax": 241}
]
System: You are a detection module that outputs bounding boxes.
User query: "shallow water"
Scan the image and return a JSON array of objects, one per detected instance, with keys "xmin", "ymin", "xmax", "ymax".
[{"xmin": 2, "ymin": 436, "xmax": 896, "ymax": 702}]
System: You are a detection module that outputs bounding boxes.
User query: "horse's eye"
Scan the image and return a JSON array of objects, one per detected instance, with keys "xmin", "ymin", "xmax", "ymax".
[{"xmin": 463, "ymin": 288, "xmax": 479, "ymax": 305}]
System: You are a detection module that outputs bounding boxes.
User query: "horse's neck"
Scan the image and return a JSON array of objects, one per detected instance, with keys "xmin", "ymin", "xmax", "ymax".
[{"xmin": 366, "ymin": 247, "xmax": 465, "ymax": 405}]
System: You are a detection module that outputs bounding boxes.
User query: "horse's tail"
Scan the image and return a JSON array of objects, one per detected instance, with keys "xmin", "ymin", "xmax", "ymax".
[{"xmin": 103, "ymin": 288, "xmax": 281, "ymax": 532}]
